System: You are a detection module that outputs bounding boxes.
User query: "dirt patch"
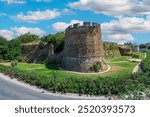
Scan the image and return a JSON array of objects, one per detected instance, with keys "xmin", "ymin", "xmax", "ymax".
[
  {"xmin": 111, "ymin": 65, "xmax": 124, "ymax": 71},
  {"xmin": 0, "ymin": 62, "xmax": 11, "ymax": 66}
]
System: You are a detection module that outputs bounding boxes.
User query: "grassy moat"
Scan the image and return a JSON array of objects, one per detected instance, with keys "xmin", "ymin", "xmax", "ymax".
[
  {"xmin": 16, "ymin": 62, "xmax": 134, "ymax": 78},
  {"xmin": 15, "ymin": 55, "xmax": 142, "ymax": 79},
  {"xmin": 1, "ymin": 54, "xmax": 145, "ymax": 79}
]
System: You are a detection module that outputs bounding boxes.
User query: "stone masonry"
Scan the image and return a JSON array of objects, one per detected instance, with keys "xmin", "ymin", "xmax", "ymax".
[{"xmin": 61, "ymin": 22, "xmax": 108, "ymax": 72}]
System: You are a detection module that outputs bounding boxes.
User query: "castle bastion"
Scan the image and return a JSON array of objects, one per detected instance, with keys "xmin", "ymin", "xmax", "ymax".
[{"xmin": 61, "ymin": 22, "xmax": 108, "ymax": 72}]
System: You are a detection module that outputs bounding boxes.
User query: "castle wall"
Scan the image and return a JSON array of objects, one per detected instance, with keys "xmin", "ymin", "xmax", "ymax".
[
  {"xmin": 103, "ymin": 42, "xmax": 121, "ymax": 59},
  {"xmin": 21, "ymin": 43, "xmax": 54, "ymax": 63},
  {"xmin": 62, "ymin": 22, "xmax": 108, "ymax": 72}
]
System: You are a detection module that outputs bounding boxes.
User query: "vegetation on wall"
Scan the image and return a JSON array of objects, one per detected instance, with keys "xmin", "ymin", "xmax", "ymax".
[
  {"xmin": 90, "ymin": 62, "xmax": 101, "ymax": 72},
  {"xmin": 103, "ymin": 42, "xmax": 119, "ymax": 50},
  {"xmin": 103, "ymin": 42, "xmax": 121, "ymax": 59}
]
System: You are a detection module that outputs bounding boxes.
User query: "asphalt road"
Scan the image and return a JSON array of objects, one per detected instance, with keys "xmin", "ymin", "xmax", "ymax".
[{"xmin": 0, "ymin": 73, "xmax": 78, "ymax": 100}]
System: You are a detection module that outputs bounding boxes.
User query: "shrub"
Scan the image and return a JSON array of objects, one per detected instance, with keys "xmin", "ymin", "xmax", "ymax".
[
  {"xmin": 11, "ymin": 60, "xmax": 18, "ymax": 68},
  {"xmin": 128, "ymin": 52, "xmax": 140, "ymax": 58},
  {"xmin": 141, "ymin": 51, "xmax": 150, "ymax": 72},
  {"xmin": 90, "ymin": 62, "xmax": 101, "ymax": 72},
  {"xmin": 38, "ymin": 41, "xmax": 46, "ymax": 49}
]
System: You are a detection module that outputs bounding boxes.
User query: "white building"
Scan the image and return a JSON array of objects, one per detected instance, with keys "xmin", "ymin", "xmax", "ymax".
[{"xmin": 133, "ymin": 45, "xmax": 140, "ymax": 52}]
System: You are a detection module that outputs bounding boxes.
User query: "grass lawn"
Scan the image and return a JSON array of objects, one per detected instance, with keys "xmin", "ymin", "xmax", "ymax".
[
  {"xmin": 139, "ymin": 53, "xmax": 146, "ymax": 59},
  {"xmin": 17, "ymin": 60, "xmax": 138, "ymax": 79},
  {"xmin": 107, "ymin": 56, "xmax": 130, "ymax": 62},
  {"xmin": 100, "ymin": 62, "xmax": 137, "ymax": 77}
]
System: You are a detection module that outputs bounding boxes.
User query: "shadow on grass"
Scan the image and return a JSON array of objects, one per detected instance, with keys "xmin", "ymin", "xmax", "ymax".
[{"xmin": 45, "ymin": 63, "xmax": 59, "ymax": 70}]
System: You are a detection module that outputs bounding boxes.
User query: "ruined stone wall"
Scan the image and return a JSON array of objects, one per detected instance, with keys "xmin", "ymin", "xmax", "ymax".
[
  {"xmin": 21, "ymin": 43, "xmax": 54, "ymax": 63},
  {"xmin": 119, "ymin": 46, "xmax": 132, "ymax": 56},
  {"xmin": 62, "ymin": 22, "xmax": 108, "ymax": 72},
  {"xmin": 103, "ymin": 42, "xmax": 121, "ymax": 59},
  {"xmin": 21, "ymin": 42, "xmax": 39, "ymax": 62}
]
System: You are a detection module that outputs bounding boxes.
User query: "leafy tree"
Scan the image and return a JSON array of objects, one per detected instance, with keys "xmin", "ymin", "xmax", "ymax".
[
  {"xmin": 38, "ymin": 41, "xmax": 46, "ymax": 49},
  {"xmin": 124, "ymin": 42, "xmax": 133, "ymax": 46},
  {"xmin": 7, "ymin": 39, "xmax": 22, "ymax": 60},
  {"xmin": 0, "ymin": 36, "xmax": 22, "ymax": 60},
  {"xmin": 41, "ymin": 32, "xmax": 65, "ymax": 53},
  {"xmin": 0, "ymin": 36, "xmax": 9, "ymax": 60},
  {"xmin": 16, "ymin": 33, "xmax": 39, "ymax": 44},
  {"xmin": 140, "ymin": 44, "xmax": 147, "ymax": 49}
]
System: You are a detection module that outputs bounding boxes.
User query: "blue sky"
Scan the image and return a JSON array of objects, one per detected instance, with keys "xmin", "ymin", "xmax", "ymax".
[{"xmin": 0, "ymin": 0, "xmax": 150, "ymax": 44}]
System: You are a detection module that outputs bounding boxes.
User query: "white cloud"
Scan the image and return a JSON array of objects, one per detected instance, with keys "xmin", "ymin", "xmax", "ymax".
[
  {"xmin": 52, "ymin": 20, "xmax": 83, "ymax": 32},
  {"xmin": 11, "ymin": 27, "xmax": 45, "ymax": 37},
  {"xmin": 68, "ymin": 0, "xmax": 150, "ymax": 17},
  {"xmin": 101, "ymin": 16, "xmax": 150, "ymax": 43},
  {"xmin": 101, "ymin": 16, "xmax": 150, "ymax": 35},
  {"xmin": 14, "ymin": 9, "xmax": 61, "ymax": 23},
  {"xmin": 0, "ymin": 29, "xmax": 14, "ymax": 40},
  {"xmin": 0, "ymin": 0, "xmax": 26, "ymax": 4},
  {"xmin": 0, "ymin": 27, "xmax": 45, "ymax": 40},
  {"xmin": 104, "ymin": 34, "xmax": 134, "ymax": 44}
]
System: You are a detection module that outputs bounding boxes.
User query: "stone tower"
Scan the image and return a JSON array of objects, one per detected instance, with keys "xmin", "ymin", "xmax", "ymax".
[{"xmin": 62, "ymin": 22, "xmax": 108, "ymax": 72}]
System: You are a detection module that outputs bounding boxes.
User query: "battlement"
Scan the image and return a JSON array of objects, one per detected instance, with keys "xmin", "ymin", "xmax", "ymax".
[{"xmin": 66, "ymin": 22, "xmax": 100, "ymax": 32}]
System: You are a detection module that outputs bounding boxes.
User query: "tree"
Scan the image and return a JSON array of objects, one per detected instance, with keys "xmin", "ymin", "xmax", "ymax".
[
  {"xmin": 0, "ymin": 36, "xmax": 22, "ymax": 61},
  {"xmin": 124, "ymin": 42, "xmax": 133, "ymax": 46},
  {"xmin": 139, "ymin": 44, "xmax": 147, "ymax": 49},
  {"xmin": 16, "ymin": 33, "xmax": 39, "ymax": 44},
  {"xmin": 41, "ymin": 32, "xmax": 65, "ymax": 53},
  {"xmin": 0, "ymin": 36, "xmax": 9, "ymax": 60},
  {"xmin": 7, "ymin": 39, "xmax": 22, "ymax": 60}
]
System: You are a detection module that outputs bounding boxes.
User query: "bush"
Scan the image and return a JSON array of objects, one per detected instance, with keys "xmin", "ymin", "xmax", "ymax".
[
  {"xmin": 90, "ymin": 62, "xmax": 101, "ymax": 72},
  {"xmin": 128, "ymin": 52, "xmax": 140, "ymax": 58},
  {"xmin": 38, "ymin": 41, "xmax": 46, "ymax": 49},
  {"xmin": 132, "ymin": 54, "xmax": 139, "ymax": 58},
  {"xmin": 11, "ymin": 60, "xmax": 18, "ymax": 68},
  {"xmin": 141, "ymin": 51, "xmax": 150, "ymax": 72}
]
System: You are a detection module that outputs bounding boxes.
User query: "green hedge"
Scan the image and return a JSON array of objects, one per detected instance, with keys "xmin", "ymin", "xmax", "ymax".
[{"xmin": 141, "ymin": 51, "xmax": 150, "ymax": 72}]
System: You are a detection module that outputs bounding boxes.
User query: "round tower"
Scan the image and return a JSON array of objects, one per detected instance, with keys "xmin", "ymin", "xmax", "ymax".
[{"xmin": 62, "ymin": 22, "xmax": 108, "ymax": 72}]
